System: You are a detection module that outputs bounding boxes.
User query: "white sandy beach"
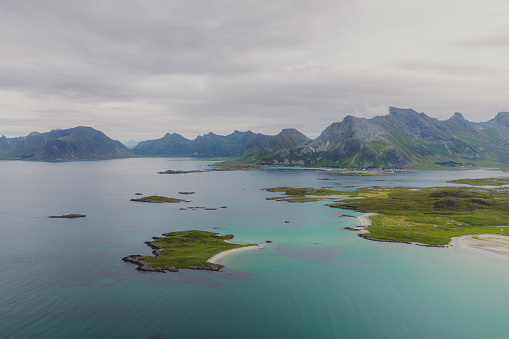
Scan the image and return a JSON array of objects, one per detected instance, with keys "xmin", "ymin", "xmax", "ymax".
[
  {"xmin": 357, "ymin": 213, "xmax": 377, "ymax": 227},
  {"xmin": 454, "ymin": 234, "xmax": 509, "ymax": 258},
  {"xmin": 207, "ymin": 245, "xmax": 262, "ymax": 264}
]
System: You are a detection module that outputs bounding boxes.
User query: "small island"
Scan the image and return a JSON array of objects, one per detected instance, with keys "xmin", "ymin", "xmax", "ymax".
[
  {"xmin": 130, "ymin": 195, "xmax": 190, "ymax": 203},
  {"xmin": 122, "ymin": 230, "xmax": 259, "ymax": 272},
  {"xmin": 48, "ymin": 214, "xmax": 86, "ymax": 218},
  {"xmin": 264, "ymin": 187, "xmax": 347, "ymax": 202},
  {"xmin": 158, "ymin": 169, "xmax": 204, "ymax": 174},
  {"xmin": 267, "ymin": 184, "xmax": 509, "ymax": 246}
]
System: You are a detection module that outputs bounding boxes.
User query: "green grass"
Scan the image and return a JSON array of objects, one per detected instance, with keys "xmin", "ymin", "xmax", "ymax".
[
  {"xmin": 266, "ymin": 186, "xmax": 509, "ymax": 246},
  {"xmin": 140, "ymin": 230, "xmax": 255, "ymax": 269},
  {"xmin": 132, "ymin": 195, "xmax": 186, "ymax": 203},
  {"xmin": 450, "ymin": 177, "xmax": 509, "ymax": 186},
  {"xmin": 265, "ymin": 187, "xmax": 347, "ymax": 202},
  {"xmin": 265, "ymin": 187, "xmax": 345, "ymax": 196}
]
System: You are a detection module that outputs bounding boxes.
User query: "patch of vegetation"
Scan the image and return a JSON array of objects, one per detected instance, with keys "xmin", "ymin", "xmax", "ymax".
[
  {"xmin": 450, "ymin": 177, "xmax": 509, "ymax": 186},
  {"xmin": 266, "ymin": 186, "xmax": 509, "ymax": 246},
  {"xmin": 130, "ymin": 195, "xmax": 189, "ymax": 203},
  {"xmin": 140, "ymin": 230, "xmax": 255, "ymax": 270},
  {"xmin": 265, "ymin": 187, "xmax": 347, "ymax": 202},
  {"xmin": 435, "ymin": 161, "xmax": 475, "ymax": 167},
  {"xmin": 332, "ymin": 187, "xmax": 509, "ymax": 245}
]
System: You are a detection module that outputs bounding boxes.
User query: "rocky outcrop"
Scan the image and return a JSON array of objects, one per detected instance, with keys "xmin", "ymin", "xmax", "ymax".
[
  {"xmin": 122, "ymin": 237, "xmax": 223, "ymax": 273},
  {"xmin": 48, "ymin": 214, "xmax": 86, "ymax": 218},
  {"xmin": 130, "ymin": 196, "xmax": 190, "ymax": 203},
  {"xmin": 158, "ymin": 170, "xmax": 203, "ymax": 174}
]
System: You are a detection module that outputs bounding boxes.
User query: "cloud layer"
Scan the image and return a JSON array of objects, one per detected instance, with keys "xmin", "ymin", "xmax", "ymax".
[{"xmin": 1, "ymin": 0, "xmax": 509, "ymax": 141}]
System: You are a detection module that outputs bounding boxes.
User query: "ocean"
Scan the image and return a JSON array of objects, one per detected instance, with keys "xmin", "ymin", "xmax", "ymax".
[{"xmin": 1, "ymin": 158, "xmax": 509, "ymax": 338}]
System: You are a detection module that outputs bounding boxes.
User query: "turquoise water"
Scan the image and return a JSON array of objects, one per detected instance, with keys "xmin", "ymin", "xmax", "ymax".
[{"xmin": 1, "ymin": 159, "xmax": 509, "ymax": 338}]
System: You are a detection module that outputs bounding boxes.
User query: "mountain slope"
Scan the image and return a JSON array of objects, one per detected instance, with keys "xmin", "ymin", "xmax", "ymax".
[
  {"xmin": 235, "ymin": 107, "xmax": 509, "ymax": 168},
  {"xmin": 0, "ymin": 126, "xmax": 133, "ymax": 161},
  {"xmin": 132, "ymin": 130, "xmax": 256, "ymax": 157}
]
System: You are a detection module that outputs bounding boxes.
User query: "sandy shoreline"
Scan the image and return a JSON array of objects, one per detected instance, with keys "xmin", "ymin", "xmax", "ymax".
[
  {"xmin": 453, "ymin": 234, "xmax": 509, "ymax": 258},
  {"xmin": 357, "ymin": 213, "xmax": 377, "ymax": 228},
  {"xmin": 354, "ymin": 213, "xmax": 509, "ymax": 259},
  {"xmin": 207, "ymin": 245, "xmax": 262, "ymax": 264},
  {"xmin": 307, "ymin": 194, "xmax": 349, "ymax": 200}
]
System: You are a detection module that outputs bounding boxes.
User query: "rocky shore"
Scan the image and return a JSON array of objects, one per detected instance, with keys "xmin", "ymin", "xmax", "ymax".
[
  {"xmin": 346, "ymin": 213, "xmax": 451, "ymax": 248},
  {"xmin": 357, "ymin": 233, "xmax": 451, "ymax": 248},
  {"xmin": 130, "ymin": 196, "xmax": 190, "ymax": 203},
  {"xmin": 48, "ymin": 214, "xmax": 86, "ymax": 218},
  {"xmin": 122, "ymin": 254, "xmax": 222, "ymax": 273},
  {"xmin": 158, "ymin": 169, "xmax": 204, "ymax": 174},
  {"xmin": 122, "ymin": 236, "xmax": 223, "ymax": 273}
]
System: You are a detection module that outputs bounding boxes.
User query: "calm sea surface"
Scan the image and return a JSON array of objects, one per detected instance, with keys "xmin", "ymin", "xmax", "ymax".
[{"xmin": 1, "ymin": 158, "xmax": 509, "ymax": 338}]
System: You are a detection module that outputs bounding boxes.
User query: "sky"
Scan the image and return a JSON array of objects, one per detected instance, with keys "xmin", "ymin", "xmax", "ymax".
[{"xmin": 1, "ymin": 0, "xmax": 509, "ymax": 142}]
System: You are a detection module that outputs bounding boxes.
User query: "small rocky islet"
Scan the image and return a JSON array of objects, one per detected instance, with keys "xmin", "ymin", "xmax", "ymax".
[
  {"xmin": 48, "ymin": 214, "xmax": 86, "ymax": 218},
  {"xmin": 122, "ymin": 230, "xmax": 256, "ymax": 273},
  {"xmin": 130, "ymin": 195, "xmax": 190, "ymax": 203}
]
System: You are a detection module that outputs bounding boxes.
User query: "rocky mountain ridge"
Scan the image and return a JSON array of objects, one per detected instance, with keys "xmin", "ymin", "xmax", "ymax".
[
  {"xmin": 132, "ymin": 130, "xmax": 257, "ymax": 157},
  {"xmin": 236, "ymin": 107, "xmax": 509, "ymax": 168},
  {"xmin": 0, "ymin": 126, "xmax": 132, "ymax": 161}
]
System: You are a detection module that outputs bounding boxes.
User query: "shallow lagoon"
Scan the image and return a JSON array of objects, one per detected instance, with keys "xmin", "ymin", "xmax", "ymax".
[{"xmin": 1, "ymin": 159, "xmax": 509, "ymax": 338}]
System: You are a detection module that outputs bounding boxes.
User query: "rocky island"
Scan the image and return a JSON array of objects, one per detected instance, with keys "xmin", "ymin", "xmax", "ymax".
[
  {"xmin": 48, "ymin": 214, "xmax": 86, "ymax": 218},
  {"xmin": 130, "ymin": 195, "xmax": 190, "ymax": 203},
  {"xmin": 122, "ymin": 230, "xmax": 259, "ymax": 273}
]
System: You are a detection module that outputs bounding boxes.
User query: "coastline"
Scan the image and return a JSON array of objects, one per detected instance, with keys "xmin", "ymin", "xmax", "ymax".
[
  {"xmin": 357, "ymin": 212, "xmax": 377, "ymax": 229},
  {"xmin": 453, "ymin": 234, "xmax": 509, "ymax": 259},
  {"xmin": 208, "ymin": 245, "xmax": 262, "ymax": 264}
]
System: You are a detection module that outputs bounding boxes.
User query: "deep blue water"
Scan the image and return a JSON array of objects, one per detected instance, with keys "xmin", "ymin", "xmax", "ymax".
[{"xmin": 1, "ymin": 159, "xmax": 509, "ymax": 338}]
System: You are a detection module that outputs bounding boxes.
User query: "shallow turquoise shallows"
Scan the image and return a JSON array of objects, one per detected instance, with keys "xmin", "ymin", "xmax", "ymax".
[{"xmin": 1, "ymin": 159, "xmax": 509, "ymax": 338}]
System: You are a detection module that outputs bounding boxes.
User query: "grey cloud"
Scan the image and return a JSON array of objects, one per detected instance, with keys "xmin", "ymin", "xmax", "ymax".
[{"xmin": 0, "ymin": 0, "xmax": 508, "ymax": 141}]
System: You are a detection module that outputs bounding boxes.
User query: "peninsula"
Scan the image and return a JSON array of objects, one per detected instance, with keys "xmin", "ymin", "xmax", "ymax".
[
  {"xmin": 122, "ymin": 230, "xmax": 259, "ymax": 272},
  {"xmin": 266, "ymin": 185, "xmax": 509, "ymax": 246}
]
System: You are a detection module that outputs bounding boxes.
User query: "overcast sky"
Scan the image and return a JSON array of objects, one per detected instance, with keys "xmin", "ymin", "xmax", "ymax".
[{"xmin": 1, "ymin": 0, "xmax": 509, "ymax": 141}]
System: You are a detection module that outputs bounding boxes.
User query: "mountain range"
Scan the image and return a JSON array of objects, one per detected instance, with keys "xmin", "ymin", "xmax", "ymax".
[
  {"xmin": 132, "ymin": 130, "xmax": 256, "ymax": 157},
  {"xmin": 3, "ymin": 107, "xmax": 509, "ymax": 167},
  {"xmin": 0, "ymin": 126, "xmax": 132, "ymax": 161},
  {"xmin": 237, "ymin": 107, "xmax": 509, "ymax": 168}
]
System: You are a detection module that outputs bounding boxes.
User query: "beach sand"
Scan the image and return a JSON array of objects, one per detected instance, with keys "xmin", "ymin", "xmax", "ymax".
[
  {"xmin": 207, "ymin": 245, "xmax": 262, "ymax": 264},
  {"xmin": 454, "ymin": 234, "xmax": 509, "ymax": 258},
  {"xmin": 357, "ymin": 213, "xmax": 377, "ymax": 227},
  {"xmin": 306, "ymin": 194, "xmax": 349, "ymax": 200}
]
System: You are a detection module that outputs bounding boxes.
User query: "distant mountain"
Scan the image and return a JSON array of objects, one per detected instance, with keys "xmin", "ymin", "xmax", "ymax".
[
  {"xmin": 238, "ymin": 128, "xmax": 311, "ymax": 164},
  {"xmin": 123, "ymin": 140, "xmax": 139, "ymax": 149},
  {"xmin": 0, "ymin": 126, "xmax": 133, "ymax": 161},
  {"xmin": 234, "ymin": 107, "xmax": 509, "ymax": 168},
  {"xmin": 132, "ymin": 130, "xmax": 256, "ymax": 157}
]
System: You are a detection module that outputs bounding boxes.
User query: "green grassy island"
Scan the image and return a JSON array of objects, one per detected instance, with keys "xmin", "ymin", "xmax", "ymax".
[
  {"xmin": 267, "ymin": 186, "xmax": 509, "ymax": 246},
  {"xmin": 123, "ymin": 230, "xmax": 257, "ymax": 272},
  {"xmin": 130, "ymin": 195, "xmax": 190, "ymax": 203}
]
